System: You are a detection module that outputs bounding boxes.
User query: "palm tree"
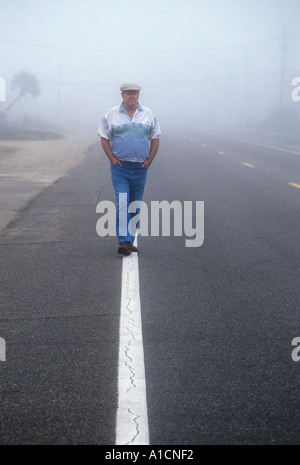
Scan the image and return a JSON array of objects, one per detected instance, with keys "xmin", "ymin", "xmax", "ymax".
[{"xmin": 3, "ymin": 72, "xmax": 40, "ymax": 114}]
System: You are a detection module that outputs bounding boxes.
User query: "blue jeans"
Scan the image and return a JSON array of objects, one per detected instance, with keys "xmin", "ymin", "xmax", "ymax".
[{"xmin": 110, "ymin": 161, "xmax": 148, "ymax": 243}]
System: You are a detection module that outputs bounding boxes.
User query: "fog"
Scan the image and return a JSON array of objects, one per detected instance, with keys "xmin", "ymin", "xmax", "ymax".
[{"xmin": 1, "ymin": 0, "xmax": 300, "ymax": 135}]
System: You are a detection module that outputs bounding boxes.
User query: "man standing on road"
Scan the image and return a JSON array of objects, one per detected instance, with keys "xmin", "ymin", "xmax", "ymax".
[{"xmin": 98, "ymin": 83, "xmax": 161, "ymax": 255}]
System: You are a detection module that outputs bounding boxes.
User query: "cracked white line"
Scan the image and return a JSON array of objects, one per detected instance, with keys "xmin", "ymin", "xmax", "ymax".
[{"xmin": 116, "ymin": 238, "xmax": 149, "ymax": 445}]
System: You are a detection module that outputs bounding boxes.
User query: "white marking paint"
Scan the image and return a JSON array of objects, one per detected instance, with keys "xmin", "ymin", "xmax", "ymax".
[
  {"xmin": 116, "ymin": 238, "xmax": 149, "ymax": 445},
  {"xmin": 210, "ymin": 133, "xmax": 300, "ymax": 156}
]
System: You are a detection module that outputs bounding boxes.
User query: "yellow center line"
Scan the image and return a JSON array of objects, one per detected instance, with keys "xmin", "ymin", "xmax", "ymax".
[
  {"xmin": 242, "ymin": 162, "xmax": 255, "ymax": 168},
  {"xmin": 200, "ymin": 144, "xmax": 206, "ymax": 147},
  {"xmin": 217, "ymin": 151, "xmax": 225, "ymax": 155},
  {"xmin": 288, "ymin": 182, "xmax": 300, "ymax": 189}
]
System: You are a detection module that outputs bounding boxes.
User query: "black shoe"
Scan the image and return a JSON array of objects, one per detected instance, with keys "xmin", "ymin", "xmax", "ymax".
[
  {"xmin": 118, "ymin": 242, "xmax": 131, "ymax": 256},
  {"xmin": 128, "ymin": 243, "xmax": 138, "ymax": 252}
]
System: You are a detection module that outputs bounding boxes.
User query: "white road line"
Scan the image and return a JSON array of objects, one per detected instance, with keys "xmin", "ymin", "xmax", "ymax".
[
  {"xmin": 208, "ymin": 133, "xmax": 300, "ymax": 156},
  {"xmin": 116, "ymin": 238, "xmax": 149, "ymax": 445}
]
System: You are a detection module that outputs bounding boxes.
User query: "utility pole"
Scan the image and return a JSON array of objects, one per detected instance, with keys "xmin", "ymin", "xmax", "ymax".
[
  {"xmin": 279, "ymin": 30, "xmax": 287, "ymax": 115},
  {"xmin": 244, "ymin": 47, "xmax": 250, "ymax": 123},
  {"xmin": 57, "ymin": 65, "xmax": 61, "ymax": 126},
  {"xmin": 0, "ymin": 76, "xmax": 6, "ymax": 102}
]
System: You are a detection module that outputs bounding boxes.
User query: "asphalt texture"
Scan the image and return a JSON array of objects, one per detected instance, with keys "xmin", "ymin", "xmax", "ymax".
[
  {"xmin": 0, "ymin": 132, "xmax": 299, "ymax": 445},
  {"xmin": 0, "ymin": 147, "xmax": 120, "ymax": 444}
]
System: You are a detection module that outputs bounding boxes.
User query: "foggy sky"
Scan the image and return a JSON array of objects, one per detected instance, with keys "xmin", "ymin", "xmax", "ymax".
[{"xmin": 1, "ymin": 0, "xmax": 300, "ymax": 132}]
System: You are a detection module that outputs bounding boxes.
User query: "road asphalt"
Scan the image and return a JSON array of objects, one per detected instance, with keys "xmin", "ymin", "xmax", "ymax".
[{"xmin": 0, "ymin": 132, "xmax": 299, "ymax": 445}]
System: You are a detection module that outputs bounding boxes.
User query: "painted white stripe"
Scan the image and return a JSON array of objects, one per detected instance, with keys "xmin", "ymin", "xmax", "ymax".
[
  {"xmin": 209, "ymin": 133, "xmax": 300, "ymax": 156},
  {"xmin": 116, "ymin": 238, "xmax": 149, "ymax": 445}
]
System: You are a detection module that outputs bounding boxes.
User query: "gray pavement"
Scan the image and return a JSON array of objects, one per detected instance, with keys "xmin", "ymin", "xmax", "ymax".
[
  {"xmin": 140, "ymin": 133, "xmax": 300, "ymax": 445},
  {"xmin": 0, "ymin": 133, "xmax": 299, "ymax": 444},
  {"xmin": 0, "ymin": 147, "xmax": 121, "ymax": 444}
]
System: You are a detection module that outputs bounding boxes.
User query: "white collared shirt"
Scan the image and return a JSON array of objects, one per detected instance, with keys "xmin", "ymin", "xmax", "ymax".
[{"xmin": 98, "ymin": 102, "xmax": 161, "ymax": 162}]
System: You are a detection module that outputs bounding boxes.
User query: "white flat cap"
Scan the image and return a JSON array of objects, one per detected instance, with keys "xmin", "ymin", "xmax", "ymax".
[{"xmin": 120, "ymin": 83, "xmax": 141, "ymax": 92}]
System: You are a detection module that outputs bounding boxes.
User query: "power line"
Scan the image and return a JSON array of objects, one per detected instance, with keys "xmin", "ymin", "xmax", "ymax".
[
  {"xmin": 38, "ymin": 70, "xmax": 290, "ymax": 88},
  {"xmin": 0, "ymin": 36, "xmax": 281, "ymax": 54}
]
